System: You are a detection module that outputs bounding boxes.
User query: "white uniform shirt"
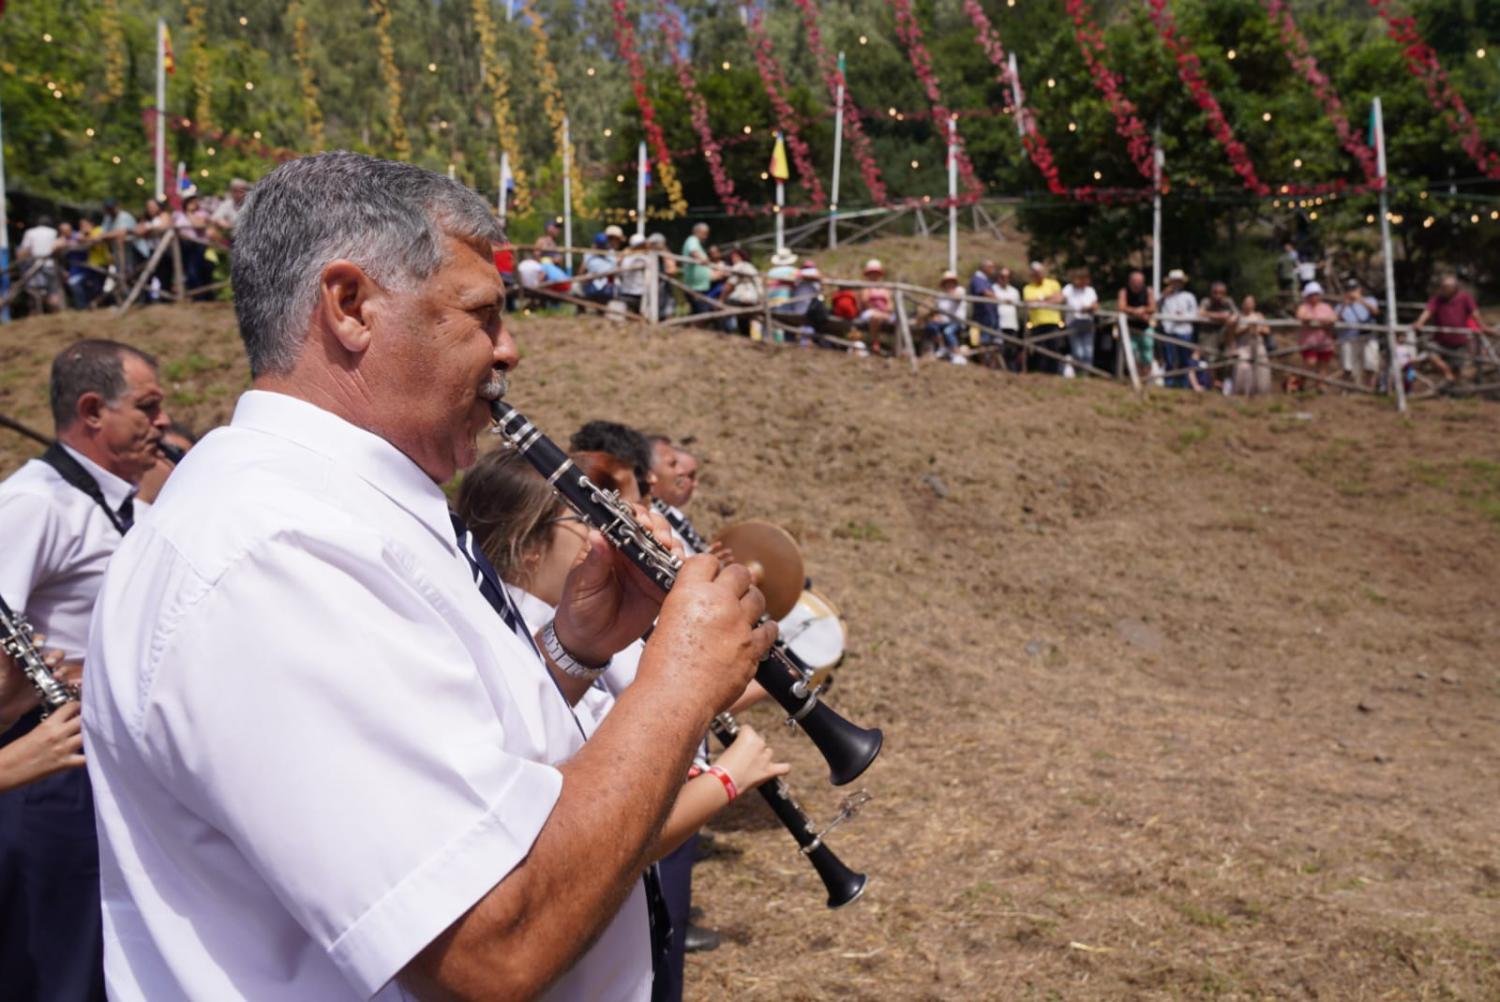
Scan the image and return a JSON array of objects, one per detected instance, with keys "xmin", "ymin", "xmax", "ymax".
[
  {"xmin": 516, "ymin": 258, "xmax": 544, "ymax": 289},
  {"xmin": 0, "ymin": 444, "xmax": 138, "ymax": 660},
  {"xmin": 84, "ymin": 390, "xmax": 650, "ymax": 1002},
  {"xmin": 1160, "ymin": 289, "xmax": 1199, "ymax": 337}
]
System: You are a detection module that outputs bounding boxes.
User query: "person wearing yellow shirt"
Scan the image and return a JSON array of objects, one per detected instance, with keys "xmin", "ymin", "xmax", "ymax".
[{"xmin": 1022, "ymin": 261, "xmax": 1065, "ymax": 374}]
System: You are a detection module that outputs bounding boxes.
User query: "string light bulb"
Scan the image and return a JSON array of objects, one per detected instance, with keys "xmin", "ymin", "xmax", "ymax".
[
  {"xmin": 85, "ymin": 127, "xmax": 95, "ymax": 137},
  {"xmin": 1309, "ymin": 211, "xmax": 1318, "ymax": 220},
  {"xmin": 1476, "ymin": 47, "xmax": 1486, "ymax": 58},
  {"xmin": 910, "ymin": 159, "xmax": 919, "ymax": 169},
  {"xmin": 43, "ymin": 33, "xmax": 53, "ymax": 43},
  {"xmin": 238, "ymin": 16, "xmax": 249, "ymax": 26},
  {"xmin": 1046, "ymin": 78, "xmax": 1056, "ymax": 88},
  {"xmin": 428, "ymin": 63, "xmax": 437, "ymax": 72},
  {"xmin": 858, "ymin": 35, "xmax": 868, "ymax": 45},
  {"xmin": 206, "ymin": 147, "xmax": 216, "ymax": 156},
  {"xmin": 111, "ymin": 155, "xmax": 122, "ymax": 164},
  {"xmin": 1419, "ymin": 191, "xmax": 1428, "ymax": 199},
  {"xmin": 1093, "ymin": 170, "xmax": 1102, "ymax": 180},
  {"xmin": 743, "ymin": 125, "xmax": 753, "ymax": 134},
  {"xmin": 759, "ymin": 171, "xmax": 769, "ymax": 180},
  {"xmin": 135, "ymin": 176, "xmax": 145, "ymax": 186},
  {"xmin": 603, "ymin": 127, "xmax": 613, "ymax": 137},
  {"xmin": 1226, "ymin": 48, "xmax": 1236, "ymax": 60},
  {"xmin": 1293, "ymin": 158, "xmax": 1302, "ymax": 168},
  {"xmin": 1423, "ymin": 216, "xmax": 1435, "ymax": 228},
  {"xmin": 586, "ymin": 66, "xmax": 596, "ymax": 76},
  {"xmin": 721, "ymin": 61, "xmax": 731, "ymax": 70},
  {"xmin": 1365, "ymin": 214, "xmax": 1375, "ymax": 223},
  {"xmin": 616, "ymin": 174, "xmax": 625, "ymax": 183},
  {"xmin": 244, "ymin": 81, "xmax": 255, "ymax": 90},
  {"xmin": 1067, "ymin": 121, "xmax": 1077, "ymax": 132},
  {"xmin": 1471, "ymin": 213, "xmax": 1480, "ymax": 224},
  {"xmin": 253, "ymin": 130, "xmax": 262, "ymax": 139},
  {"xmin": 1262, "ymin": 112, "xmax": 1272, "ymax": 121},
  {"xmin": 200, "ymin": 168, "xmax": 210, "ymax": 177},
  {"xmin": 1491, "ymin": 211, "xmax": 1499, "ymax": 220}
]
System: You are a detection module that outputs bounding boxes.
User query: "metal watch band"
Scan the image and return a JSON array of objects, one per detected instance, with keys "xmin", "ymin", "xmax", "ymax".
[{"xmin": 541, "ymin": 619, "xmax": 610, "ymax": 680}]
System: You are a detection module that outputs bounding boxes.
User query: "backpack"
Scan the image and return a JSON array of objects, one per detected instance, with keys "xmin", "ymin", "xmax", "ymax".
[{"xmin": 830, "ymin": 289, "xmax": 859, "ymax": 319}]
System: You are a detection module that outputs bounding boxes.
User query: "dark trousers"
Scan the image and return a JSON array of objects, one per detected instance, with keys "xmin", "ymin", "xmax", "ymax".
[
  {"xmin": 0, "ymin": 715, "xmax": 106, "ymax": 1002},
  {"xmin": 652, "ymin": 833, "xmax": 698, "ymax": 1002},
  {"xmin": 1162, "ymin": 331, "xmax": 1196, "ymax": 388}
]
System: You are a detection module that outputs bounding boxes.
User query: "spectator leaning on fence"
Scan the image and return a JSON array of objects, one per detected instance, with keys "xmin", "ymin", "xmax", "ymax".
[
  {"xmin": 681, "ymin": 222, "xmax": 713, "ymax": 315},
  {"xmin": 857, "ymin": 259, "xmax": 895, "ymax": 354},
  {"xmin": 581, "ymin": 233, "xmax": 616, "ymax": 307},
  {"xmin": 1117, "ymin": 270, "xmax": 1155, "ymax": 375},
  {"xmin": 991, "ymin": 266, "xmax": 1023, "ymax": 371},
  {"xmin": 16, "ymin": 215, "xmax": 62, "ymax": 312},
  {"xmin": 1335, "ymin": 278, "xmax": 1381, "ymax": 390},
  {"xmin": 1197, "ymin": 280, "xmax": 1238, "ymax": 375},
  {"xmin": 1231, "ymin": 294, "xmax": 1274, "ymax": 396},
  {"xmin": 616, "ymin": 234, "xmax": 649, "ymax": 315},
  {"xmin": 1294, "ymin": 281, "xmax": 1338, "ymax": 391},
  {"xmin": 1411, "ymin": 274, "xmax": 1492, "ymax": 384},
  {"xmin": 1061, "ymin": 268, "xmax": 1099, "ymax": 373},
  {"xmin": 1022, "ymin": 262, "xmax": 1064, "ymax": 375},
  {"xmin": 1158, "ymin": 269, "xmax": 1198, "ymax": 389}
]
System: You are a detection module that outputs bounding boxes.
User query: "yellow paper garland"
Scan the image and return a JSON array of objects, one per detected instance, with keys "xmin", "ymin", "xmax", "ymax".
[
  {"xmin": 471, "ymin": 0, "xmax": 530, "ymax": 213},
  {"xmin": 370, "ymin": 0, "xmax": 412, "ymax": 161}
]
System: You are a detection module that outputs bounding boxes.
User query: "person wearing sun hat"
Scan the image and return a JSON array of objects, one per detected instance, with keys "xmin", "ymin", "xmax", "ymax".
[
  {"xmin": 1294, "ymin": 280, "xmax": 1338, "ymax": 390},
  {"xmin": 856, "ymin": 259, "xmax": 894, "ymax": 354},
  {"xmin": 1158, "ymin": 267, "xmax": 1198, "ymax": 389},
  {"xmin": 922, "ymin": 270, "xmax": 968, "ymax": 362}
]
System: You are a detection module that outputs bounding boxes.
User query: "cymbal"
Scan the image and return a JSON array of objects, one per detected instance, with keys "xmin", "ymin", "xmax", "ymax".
[{"xmin": 713, "ymin": 521, "xmax": 805, "ymax": 621}]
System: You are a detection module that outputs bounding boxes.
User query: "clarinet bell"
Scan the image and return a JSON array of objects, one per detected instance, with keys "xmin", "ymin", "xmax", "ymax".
[
  {"xmin": 807, "ymin": 844, "xmax": 869, "ymax": 909},
  {"xmin": 800, "ymin": 700, "xmax": 883, "ymax": 786}
]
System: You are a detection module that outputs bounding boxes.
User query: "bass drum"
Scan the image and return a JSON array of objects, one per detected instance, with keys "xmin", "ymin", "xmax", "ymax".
[{"xmin": 777, "ymin": 587, "xmax": 847, "ymax": 691}]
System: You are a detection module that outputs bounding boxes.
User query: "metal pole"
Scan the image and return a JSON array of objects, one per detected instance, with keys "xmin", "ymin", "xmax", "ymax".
[
  {"xmin": 829, "ymin": 51, "xmax": 845, "ymax": 250},
  {"xmin": 507, "ymin": 0, "xmax": 514, "ymax": 21},
  {"xmin": 1007, "ymin": 53, "xmax": 1025, "ymax": 138},
  {"xmin": 0, "ymin": 92, "xmax": 9, "ymax": 323},
  {"xmin": 947, "ymin": 116, "xmax": 958, "ymax": 274},
  {"xmin": 776, "ymin": 180, "xmax": 785, "ymax": 253},
  {"xmin": 562, "ymin": 116, "xmax": 573, "ymax": 274},
  {"xmin": 498, "ymin": 152, "xmax": 509, "ymax": 228},
  {"xmin": 636, "ymin": 141, "xmax": 647, "ymax": 238},
  {"xmin": 448, "ymin": 163, "xmax": 456, "ymax": 181},
  {"xmin": 155, "ymin": 19, "xmax": 167, "ymax": 200},
  {"xmin": 1373, "ymin": 97, "xmax": 1407, "ymax": 413},
  {"xmin": 1151, "ymin": 136, "xmax": 1164, "ymax": 305}
]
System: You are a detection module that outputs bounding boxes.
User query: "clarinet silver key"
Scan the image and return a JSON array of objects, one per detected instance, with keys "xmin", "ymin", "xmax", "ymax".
[{"xmin": 0, "ymin": 594, "xmax": 77, "ymax": 716}]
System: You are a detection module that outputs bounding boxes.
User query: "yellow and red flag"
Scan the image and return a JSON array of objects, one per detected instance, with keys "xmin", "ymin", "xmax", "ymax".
[
  {"xmin": 768, "ymin": 132, "xmax": 790, "ymax": 182},
  {"xmin": 163, "ymin": 26, "xmax": 176, "ymax": 74}
]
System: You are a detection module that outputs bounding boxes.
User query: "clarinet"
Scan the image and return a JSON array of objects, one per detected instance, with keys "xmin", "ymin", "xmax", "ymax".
[
  {"xmin": 710, "ymin": 712, "xmax": 869, "ymax": 909},
  {"xmin": 490, "ymin": 399, "xmax": 883, "ymax": 787},
  {"xmin": 0, "ymin": 594, "xmax": 77, "ymax": 716}
]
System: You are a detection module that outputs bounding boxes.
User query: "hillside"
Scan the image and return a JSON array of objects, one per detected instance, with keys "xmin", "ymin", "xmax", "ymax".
[{"xmin": 3, "ymin": 304, "xmax": 1500, "ymax": 1000}]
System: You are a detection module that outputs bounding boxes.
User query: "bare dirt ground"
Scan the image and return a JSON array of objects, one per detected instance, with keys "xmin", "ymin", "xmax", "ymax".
[{"xmin": 3, "ymin": 301, "xmax": 1499, "ymax": 1000}]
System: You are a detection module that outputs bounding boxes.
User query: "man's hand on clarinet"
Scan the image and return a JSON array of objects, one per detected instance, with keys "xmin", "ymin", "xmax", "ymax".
[
  {"xmin": 641, "ymin": 555, "xmax": 777, "ymax": 715},
  {"xmin": 552, "ymin": 504, "xmax": 683, "ymax": 667}
]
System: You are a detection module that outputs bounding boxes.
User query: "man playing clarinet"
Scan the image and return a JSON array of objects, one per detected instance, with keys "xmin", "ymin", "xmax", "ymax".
[{"xmin": 83, "ymin": 152, "xmax": 774, "ymax": 1002}]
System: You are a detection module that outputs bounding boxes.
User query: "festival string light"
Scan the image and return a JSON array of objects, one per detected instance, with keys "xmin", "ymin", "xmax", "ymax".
[
  {"xmin": 368, "ymin": 0, "xmax": 411, "ymax": 160},
  {"xmin": 471, "ymin": 0, "xmax": 530, "ymax": 211},
  {"xmin": 608, "ymin": 0, "xmax": 688, "ymax": 217},
  {"xmin": 887, "ymin": 0, "xmax": 983, "ymax": 200},
  {"xmin": 789, "ymin": 0, "xmax": 888, "ymax": 204},
  {"xmin": 1064, "ymin": 0, "xmax": 1161, "ymax": 185},
  {"xmin": 745, "ymin": 4, "xmax": 827, "ymax": 208}
]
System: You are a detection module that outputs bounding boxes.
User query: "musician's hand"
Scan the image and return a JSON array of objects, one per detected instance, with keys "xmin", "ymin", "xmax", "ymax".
[
  {"xmin": 707, "ymin": 540, "xmax": 736, "ymax": 567},
  {"xmin": 553, "ymin": 506, "xmax": 682, "ymax": 667},
  {"xmin": 715, "ymin": 724, "xmax": 790, "ymax": 795},
  {"xmin": 640, "ymin": 555, "xmax": 776, "ymax": 715},
  {"xmin": 0, "ymin": 702, "xmax": 85, "ymax": 794},
  {"xmin": 0, "ymin": 635, "xmax": 67, "ymax": 731}
]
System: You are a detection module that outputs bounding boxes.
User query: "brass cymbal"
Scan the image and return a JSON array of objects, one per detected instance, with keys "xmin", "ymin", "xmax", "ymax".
[{"xmin": 713, "ymin": 521, "xmax": 805, "ymax": 621}]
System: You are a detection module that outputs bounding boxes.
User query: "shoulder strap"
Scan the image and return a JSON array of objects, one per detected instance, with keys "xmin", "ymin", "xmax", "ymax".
[{"xmin": 38, "ymin": 443, "xmax": 129, "ymax": 535}]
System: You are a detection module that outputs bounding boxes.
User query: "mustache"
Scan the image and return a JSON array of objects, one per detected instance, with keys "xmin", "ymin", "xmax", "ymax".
[{"xmin": 479, "ymin": 370, "xmax": 509, "ymax": 401}]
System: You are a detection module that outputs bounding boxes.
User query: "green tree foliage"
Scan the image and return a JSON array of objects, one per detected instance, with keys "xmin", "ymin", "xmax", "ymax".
[{"xmin": 1, "ymin": 0, "xmax": 1494, "ymax": 291}]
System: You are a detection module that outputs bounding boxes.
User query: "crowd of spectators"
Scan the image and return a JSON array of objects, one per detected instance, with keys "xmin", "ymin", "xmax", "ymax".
[
  {"xmin": 7, "ymin": 180, "xmax": 246, "ymax": 313},
  {"xmin": 497, "ymin": 222, "xmax": 1496, "ymax": 395}
]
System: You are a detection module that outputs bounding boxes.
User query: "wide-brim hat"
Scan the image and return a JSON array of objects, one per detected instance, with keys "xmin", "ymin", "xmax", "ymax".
[
  {"xmin": 1302, "ymin": 281, "xmax": 1324, "ymax": 297},
  {"xmin": 604, "ymin": 224, "xmax": 625, "ymax": 239},
  {"xmin": 1165, "ymin": 268, "xmax": 1188, "ymax": 283},
  {"xmin": 940, "ymin": 270, "xmax": 960, "ymax": 285},
  {"xmin": 863, "ymin": 258, "xmax": 885, "ymax": 275},
  {"xmin": 771, "ymin": 249, "xmax": 799, "ymax": 267}
]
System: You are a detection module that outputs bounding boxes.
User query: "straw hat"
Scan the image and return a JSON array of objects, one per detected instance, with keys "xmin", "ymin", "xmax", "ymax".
[
  {"xmin": 603, "ymin": 224, "xmax": 625, "ymax": 239},
  {"xmin": 627, "ymin": 233, "xmax": 646, "ymax": 248},
  {"xmin": 940, "ymin": 270, "xmax": 960, "ymax": 285},
  {"xmin": 771, "ymin": 248, "xmax": 799, "ymax": 268},
  {"xmin": 863, "ymin": 258, "xmax": 885, "ymax": 275},
  {"xmin": 1165, "ymin": 268, "xmax": 1188, "ymax": 284}
]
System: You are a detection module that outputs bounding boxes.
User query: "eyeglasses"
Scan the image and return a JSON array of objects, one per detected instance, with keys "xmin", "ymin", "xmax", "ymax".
[{"xmin": 547, "ymin": 514, "xmax": 586, "ymax": 528}]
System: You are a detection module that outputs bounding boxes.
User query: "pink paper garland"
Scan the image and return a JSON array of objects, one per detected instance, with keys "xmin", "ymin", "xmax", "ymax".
[
  {"xmin": 789, "ymin": 0, "xmax": 888, "ymax": 206},
  {"xmin": 1064, "ymin": 0, "xmax": 1161, "ymax": 187},
  {"xmin": 887, "ymin": 0, "xmax": 983, "ymax": 201},
  {"xmin": 1146, "ymin": 0, "xmax": 1269, "ymax": 195},
  {"xmin": 745, "ymin": 6, "xmax": 827, "ymax": 209}
]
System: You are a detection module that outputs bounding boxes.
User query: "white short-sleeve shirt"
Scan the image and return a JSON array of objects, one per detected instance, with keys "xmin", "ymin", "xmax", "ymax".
[
  {"xmin": 0, "ymin": 444, "xmax": 138, "ymax": 660},
  {"xmin": 84, "ymin": 390, "xmax": 650, "ymax": 1002}
]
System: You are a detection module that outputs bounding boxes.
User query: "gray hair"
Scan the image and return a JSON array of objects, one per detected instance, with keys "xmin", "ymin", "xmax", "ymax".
[
  {"xmin": 231, "ymin": 151, "xmax": 503, "ymax": 377},
  {"xmin": 50, "ymin": 339, "xmax": 158, "ymax": 430}
]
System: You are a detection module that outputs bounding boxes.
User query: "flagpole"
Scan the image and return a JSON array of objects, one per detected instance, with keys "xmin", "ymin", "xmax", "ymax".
[
  {"xmin": 498, "ymin": 151, "xmax": 509, "ymax": 228},
  {"xmin": 1007, "ymin": 53, "xmax": 1025, "ymax": 139},
  {"xmin": 1152, "ymin": 134, "xmax": 1164, "ymax": 305},
  {"xmin": 562, "ymin": 116, "xmax": 573, "ymax": 274},
  {"xmin": 947, "ymin": 115, "xmax": 958, "ymax": 274},
  {"xmin": 776, "ymin": 180, "xmax": 785, "ymax": 253},
  {"xmin": 829, "ymin": 51, "xmax": 845, "ymax": 250},
  {"xmin": 636, "ymin": 141, "xmax": 647, "ymax": 238},
  {"xmin": 155, "ymin": 18, "xmax": 167, "ymax": 200},
  {"xmin": 448, "ymin": 163, "xmax": 456, "ymax": 181},
  {"xmin": 0, "ymin": 92, "xmax": 10, "ymax": 323},
  {"xmin": 1373, "ymin": 97, "xmax": 1407, "ymax": 413}
]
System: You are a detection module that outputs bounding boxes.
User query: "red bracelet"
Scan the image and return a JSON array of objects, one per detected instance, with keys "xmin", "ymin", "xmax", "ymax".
[{"xmin": 707, "ymin": 765, "xmax": 739, "ymax": 803}]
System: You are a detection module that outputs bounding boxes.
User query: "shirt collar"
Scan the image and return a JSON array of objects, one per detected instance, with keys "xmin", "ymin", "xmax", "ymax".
[
  {"xmin": 230, "ymin": 390, "xmax": 459, "ymax": 552},
  {"xmin": 60, "ymin": 442, "xmax": 136, "ymax": 510}
]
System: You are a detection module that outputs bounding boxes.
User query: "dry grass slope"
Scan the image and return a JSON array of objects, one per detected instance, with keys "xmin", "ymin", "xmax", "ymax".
[{"xmin": 3, "ymin": 303, "xmax": 1499, "ymax": 1000}]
